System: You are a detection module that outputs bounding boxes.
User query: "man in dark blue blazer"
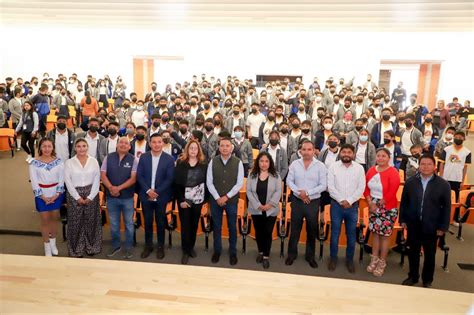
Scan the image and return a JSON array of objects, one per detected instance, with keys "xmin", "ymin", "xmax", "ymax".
[{"xmin": 137, "ymin": 132, "xmax": 175, "ymax": 259}]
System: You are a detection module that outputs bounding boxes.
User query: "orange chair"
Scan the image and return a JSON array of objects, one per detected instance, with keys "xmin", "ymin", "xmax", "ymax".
[
  {"xmin": 46, "ymin": 114, "xmax": 57, "ymax": 132},
  {"xmin": 459, "ymin": 189, "xmax": 474, "ymax": 225},
  {"xmin": 0, "ymin": 128, "xmax": 15, "ymax": 157}
]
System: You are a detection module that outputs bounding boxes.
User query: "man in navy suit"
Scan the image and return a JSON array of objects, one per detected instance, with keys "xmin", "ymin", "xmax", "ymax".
[{"xmin": 137, "ymin": 132, "xmax": 175, "ymax": 259}]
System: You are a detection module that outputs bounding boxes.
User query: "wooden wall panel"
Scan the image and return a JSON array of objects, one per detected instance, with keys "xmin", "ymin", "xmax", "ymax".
[
  {"xmin": 428, "ymin": 63, "xmax": 441, "ymax": 110},
  {"xmin": 417, "ymin": 64, "xmax": 427, "ymax": 105},
  {"xmin": 133, "ymin": 58, "xmax": 144, "ymax": 100}
]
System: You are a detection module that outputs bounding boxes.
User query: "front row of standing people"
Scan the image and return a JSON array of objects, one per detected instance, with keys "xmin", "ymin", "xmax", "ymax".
[{"xmin": 29, "ymin": 134, "xmax": 451, "ymax": 286}]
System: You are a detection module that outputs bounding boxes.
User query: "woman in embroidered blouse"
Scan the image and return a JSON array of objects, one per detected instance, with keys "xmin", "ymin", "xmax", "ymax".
[
  {"xmin": 364, "ymin": 147, "xmax": 400, "ymax": 277},
  {"xmin": 64, "ymin": 138, "xmax": 102, "ymax": 257},
  {"xmin": 29, "ymin": 138, "xmax": 65, "ymax": 256}
]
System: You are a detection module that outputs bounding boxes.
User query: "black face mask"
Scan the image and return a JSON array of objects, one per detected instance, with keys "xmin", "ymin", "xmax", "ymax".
[
  {"xmin": 383, "ymin": 138, "xmax": 392, "ymax": 145},
  {"xmin": 233, "ymin": 110, "xmax": 240, "ymax": 116},
  {"xmin": 109, "ymin": 116, "xmax": 116, "ymax": 121},
  {"xmin": 204, "ymin": 104, "xmax": 210, "ymax": 110},
  {"xmin": 280, "ymin": 128, "xmax": 288, "ymax": 135},
  {"xmin": 161, "ymin": 117, "xmax": 169, "ymax": 123},
  {"xmin": 454, "ymin": 139, "xmax": 463, "ymax": 145},
  {"xmin": 328, "ymin": 141, "xmax": 338, "ymax": 149},
  {"xmin": 152, "ymin": 121, "xmax": 160, "ymax": 128},
  {"xmin": 269, "ymin": 139, "xmax": 279, "ymax": 146},
  {"xmin": 205, "ymin": 125, "xmax": 213, "ymax": 132},
  {"xmin": 292, "ymin": 123, "xmax": 300, "ymax": 129},
  {"xmin": 251, "ymin": 108, "xmax": 257, "ymax": 114},
  {"xmin": 382, "ymin": 114, "xmax": 391, "ymax": 121},
  {"xmin": 131, "ymin": 97, "xmax": 137, "ymax": 102},
  {"xmin": 136, "ymin": 134, "xmax": 145, "ymax": 141},
  {"xmin": 163, "ymin": 138, "xmax": 170, "ymax": 144},
  {"xmin": 57, "ymin": 122, "xmax": 66, "ymax": 130},
  {"xmin": 196, "ymin": 121, "xmax": 203, "ymax": 126},
  {"xmin": 179, "ymin": 128, "xmax": 188, "ymax": 134},
  {"xmin": 302, "ymin": 128, "xmax": 310, "ymax": 134},
  {"xmin": 89, "ymin": 126, "xmax": 98, "ymax": 133},
  {"xmin": 214, "ymin": 120, "xmax": 221, "ymax": 126},
  {"xmin": 108, "ymin": 128, "xmax": 117, "ymax": 136},
  {"xmin": 405, "ymin": 121, "xmax": 413, "ymax": 128},
  {"xmin": 175, "ymin": 116, "xmax": 183, "ymax": 122},
  {"xmin": 267, "ymin": 116, "xmax": 275, "ymax": 121},
  {"xmin": 425, "ymin": 118, "xmax": 433, "ymax": 123},
  {"xmin": 355, "ymin": 126, "xmax": 363, "ymax": 132},
  {"xmin": 225, "ymin": 103, "xmax": 232, "ymax": 108}
]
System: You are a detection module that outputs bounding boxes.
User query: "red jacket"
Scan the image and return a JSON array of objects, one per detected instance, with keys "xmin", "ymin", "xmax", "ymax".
[{"xmin": 364, "ymin": 166, "xmax": 400, "ymax": 210}]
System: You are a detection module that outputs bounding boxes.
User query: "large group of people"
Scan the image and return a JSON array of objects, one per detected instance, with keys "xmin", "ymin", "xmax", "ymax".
[{"xmin": 0, "ymin": 72, "xmax": 471, "ymax": 288}]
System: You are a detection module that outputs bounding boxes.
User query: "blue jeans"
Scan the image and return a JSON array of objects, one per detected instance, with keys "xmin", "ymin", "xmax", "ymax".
[
  {"xmin": 210, "ymin": 199, "xmax": 238, "ymax": 256},
  {"xmin": 330, "ymin": 200, "xmax": 358, "ymax": 261},
  {"xmin": 107, "ymin": 197, "xmax": 134, "ymax": 250}
]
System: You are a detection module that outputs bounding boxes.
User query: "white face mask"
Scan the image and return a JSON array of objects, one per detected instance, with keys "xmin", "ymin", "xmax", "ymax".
[
  {"xmin": 445, "ymin": 134, "xmax": 453, "ymax": 141},
  {"xmin": 137, "ymin": 106, "xmax": 143, "ymax": 111},
  {"xmin": 324, "ymin": 123, "xmax": 333, "ymax": 130},
  {"xmin": 315, "ymin": 96, "xmax": 322, "ymax": 102}
]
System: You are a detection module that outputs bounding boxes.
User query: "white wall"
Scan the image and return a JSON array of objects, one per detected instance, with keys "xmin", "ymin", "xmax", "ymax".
[{"xmin": 1, "ymin": 26, "xmax": 472, "ymax": 103}]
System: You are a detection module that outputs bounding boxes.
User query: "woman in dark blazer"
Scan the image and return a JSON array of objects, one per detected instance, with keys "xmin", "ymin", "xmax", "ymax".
[
  {"xmin": 174, "ymin": 140, "xmax": 208, "ymax": 265},
  {"xmin": 246, "ymin": 151, "xmax": 282, "ymax": 269}
]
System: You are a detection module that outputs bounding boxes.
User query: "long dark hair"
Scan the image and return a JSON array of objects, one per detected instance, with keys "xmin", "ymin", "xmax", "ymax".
[
  {"xmin": 22, "ymin": 101, "xmax": 35, "ymax": 121},
  {"xmin": 250, "ymin": 151, "xmax": 277, "ymax": 178}
]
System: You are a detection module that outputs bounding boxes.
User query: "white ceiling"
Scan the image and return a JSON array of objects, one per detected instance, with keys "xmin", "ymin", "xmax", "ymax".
[{"xmin": 1, "ymin": 0, "xmax": 473, "ymax": 31}]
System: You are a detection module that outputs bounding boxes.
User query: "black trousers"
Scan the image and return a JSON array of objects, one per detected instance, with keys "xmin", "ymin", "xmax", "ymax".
[
  {"xmin": 288, "ymin": 198, "xmax": 320, "ymax": 260},
  {"xmin": 407, "ymin": 221, "xmax": 438, "ymax": 284},
  {"xmin": 252, "ymin": 213, "xmax": 276, "ymax": 257},
  {"xmin": 448, "ymin": 181, "xmax": 461, "ymax": 221},
  {"xmin": 178, "ymin": 203, "xmax": 202, "ymax": 254},
  {"xmin": 21, "ymin": 131, "xmax": 35, "ymax": 156},
  {"xmin": 142, "ymin": 199, "xmax": 167, "ymax": 248}
]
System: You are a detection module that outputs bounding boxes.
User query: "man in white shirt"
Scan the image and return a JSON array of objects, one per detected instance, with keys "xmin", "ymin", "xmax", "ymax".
[
  {"xmin": 327, "ymin": 143, "xmax": 366, "ymax": 273},
  {"xmin": 49, "ymin": 115, "xmax": 71, "ymax": 162},
  {"xmin": 246, "ymin": 103, "xmax": 266, "ymax": 148},
  {"xmin": 106, "ymin": 121, "xmax": 120, "ymax": 154},
  {"xmin": 131, "ymin": 101, "xmax": 148, "ymax": 127}
]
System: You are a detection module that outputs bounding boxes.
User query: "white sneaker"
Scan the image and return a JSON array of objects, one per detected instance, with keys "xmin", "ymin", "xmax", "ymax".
[
  {"xmin": 452, "ymin": 222, "xmax": 460, "ymax": 227},
  {"xmin": 49, "ymin": 238, "xmax": 59, "ymax": 256},
  {"xmin": 26, "ymin": 155, "xmax": 33, "ymax": 163},
  {"xmin": 44, "ymin": 242, "xmax": 52, "ymax": 257}
]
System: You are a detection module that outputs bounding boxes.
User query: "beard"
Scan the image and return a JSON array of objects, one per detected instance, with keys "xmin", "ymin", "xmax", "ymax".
[{"xmin": 341, "ymin": 157, "xmax": 352, "ymax": 163}]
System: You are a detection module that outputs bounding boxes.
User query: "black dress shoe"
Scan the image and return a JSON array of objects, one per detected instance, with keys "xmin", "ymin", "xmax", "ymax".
[
  {"xmin": 189, "ymin": 249, "xmax": 197, "ymax": 258},
  {"xmin": 402, "ymin": 277, "xmax": 418, "ymax": 286},
  {"xmin": 229, "ymin": 254, "xmax": 238, "ymax": 266},
  {"xmin": 346, "ymin": 260, "xmax": 356, "ymax": 274},
  {"xmin": 256, "ymin": 253, "xmax": 263, "ymax": 264},
  {"xmin": 140, "ymin": 247, "xmax": 153, "ymax": 259},
  {"xmin": 181, "ymin": 253, "xmax": 189, "ymax": 265},
  {"xmin": 306, "ymin": 257, "xmax": 318, "ymax": 269},
  {"xmin": 423, "ymin": 282, "xmax": 432, "ymax": 288},
  {"xmin": 285, "ymin": 257, "xmax": 294, "ymax": 266},
  {"xmin": 328, "ymin": 258, "xmax": 337, "ymax": 271},
  {"xmin": 156, "ymin": 246, "xmax": 165, "ymax": 260},
  {"xmin": 211, "ymin": 252, "xmax": 220, "ymax": 263},
  {"xmin": 262, "ymin": 259, "xmax": 270, "ymax": 269}
]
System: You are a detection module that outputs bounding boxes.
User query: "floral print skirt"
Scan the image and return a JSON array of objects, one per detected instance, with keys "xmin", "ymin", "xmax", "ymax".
[{"xmin": 368, "ymin": 199, "xmax": 398, "ymax": 237}]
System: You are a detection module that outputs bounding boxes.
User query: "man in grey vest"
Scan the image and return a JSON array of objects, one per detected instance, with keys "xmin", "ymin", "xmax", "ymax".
[
  {"xmin": 100, "ymin": 137, "xmax": 138, "ymax": 259},
  {"xmin": 206, "ymin": 136, "xmax": 244, "ymax": 265}
]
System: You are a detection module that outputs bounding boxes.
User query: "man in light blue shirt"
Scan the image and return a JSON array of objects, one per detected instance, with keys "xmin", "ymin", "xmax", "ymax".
[{"xmin": 286, "ymin": 139, "xmax": 327, "ymax": 268}]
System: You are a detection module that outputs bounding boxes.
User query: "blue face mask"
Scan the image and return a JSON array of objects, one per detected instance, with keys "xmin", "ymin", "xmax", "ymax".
[
  {"xmin": 234, "ymin": 131, "xmax": 243, "ymax": 139},
  {"xmin": 359, "ymin": 135, "xmax": 368, "ymax": 142}
]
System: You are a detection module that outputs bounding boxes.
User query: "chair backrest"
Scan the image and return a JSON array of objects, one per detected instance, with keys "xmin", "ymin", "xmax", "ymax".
[{"xmin": 0, "ymin": 128, "xmax": 14, "ymax": 152}]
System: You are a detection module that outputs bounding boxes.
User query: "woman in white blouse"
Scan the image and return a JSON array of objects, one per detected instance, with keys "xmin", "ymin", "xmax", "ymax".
[
  {"xmin": 29, "ymin": 138, "xmax": 65, "ymax": 256},
  {"xmin": 64, "ymin": 138, "xmax": 102, "ymax": 257}
]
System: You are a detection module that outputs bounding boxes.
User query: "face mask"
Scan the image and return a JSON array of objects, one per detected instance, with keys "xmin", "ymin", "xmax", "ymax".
[
  {"xmin": 425, "ymin": 118, "xmax": 433, "ymax": 123},
  {"xmin": 268, "ymin": 116, "xmax": 275, "ymax": 121},
  {"xmin": 234, "ymin": 131, "xmax": 243, "ymax": 139},
  {"xmin": 454, "ymin": 139, "xmax": 463, "ymax": 145},
  {"xmin": 131, "ymin": 97, "xmax": 137, "ymax": 102},
  {"xmin": 324, "ymin": 123, "xmax": 333, "ymax": 130},
  {"xmin": 109, "ymin": 116, "xmax": 116, "ymax": 121},
  {"xmin": 190, "ymin": 101, "xmax": 197, "ymax": 106},
  {"xmin": 136, "ymin": 134, "xmax": 145, "ymax": 141},
  {"xmin": 163, "ymin": 138, "xmax": 170, "ymax": 144},
  {"xmin": 315, "ymin": 96, "xmax": 322, "ymax": 102},
  {"xmin": 382, "ymin": 114, "xmax": 391, "ymax": 121},
  {"xmin": 204, "ymin": 104, "xmax": 210, "ymax": 110},
  {"xmin": 383, "ymin": 138, "xmax": 392, "ymax": 145},
  {"xmin": 225, "ymin": 103, "xmax": 232, "ymax": 108},
  {"xmin": 359, "ymin": 135, "xmax": 368, "ymax": 142},
  {"xmin": 269, "ymin": 139, "xmax": 279, "ymax": 146},
  {"xmin": 214, "ymin": 120, "xmax": 221, "ymax": 126},
  {"xmin": 152, "ymin": 121, "xmax": 160, "ymax": 128},
  {"xmin": 328, "ymin": 141, "xmax": 338, "ymax": 149},
  {"xmin": 57, "ymin": 122, "xmax": 66, "ymax": 130},
  {"xmin": 302, "ymin": 128, "xmax": 310, "ymax": 134},
  {"xmin": 161, "ymin": 117, "xmax": 169, "ymax": 123},
  {"xmin": 179, "ymin": 127, "xmax": 188, "ymax": 134},
  {"xmin": 445, "ymin": 134, "xmax": 454, "ymax": 141},
  {"xmin": 108, "ymin": 128, "xmax": 117, "ymax": 136},
  {"xmin": 196, "ymin": 120, "xmax": 203, "ymax": 126},
  {"xmin": 251, "ymin": 108, "xmax": 257, "ymax": 114},
  {"xmin": 205, "ymin": 125, "xmax": 213, "ymax": 132},
  {"xmin": 137, "ymin": 106, "xmax": 143, "ymax": 111},
  {"xmin": 298, "ymin": 106, "xmax": 305, "ymax": 112},
  {"xmin": 412, "ymin": 153, "xmax": 421, "ymax": 159},
  {"xmin": 355, "ymin": 126, "xmax": 363, "ymax": 132},
  {"xmin": 89, "ymin": 126, "xmax": 98, "ymax": 133},
  {"xmin": 405, "ymin": 121, "xmax": 413, "ymax": 128},
  {"xmin": 233, "ymin": 110, "xmax": 240, "ymax": 116},
  {"xmin": 126, "ymin": 128, "xmax": 134, "ymax": 135},
  {"xmin": 317, "ymin": 113, "xmax": 324, "ymax": 118},
  {"xmin": 280, "ymin": 128, "xmax": 288, "ymax": 134},
  {"xmin": 175, "ymin": 116, "xmax": 183, "ymax": 122},
  {"xmin": 292, "ymin": 123, "xmax": 300, "ymax": 129}
]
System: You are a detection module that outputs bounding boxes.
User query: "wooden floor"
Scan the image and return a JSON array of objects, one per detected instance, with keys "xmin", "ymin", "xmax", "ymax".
[{"xmin": 0, "ymin": 254, "xmax": 473, "ymax": 314}]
